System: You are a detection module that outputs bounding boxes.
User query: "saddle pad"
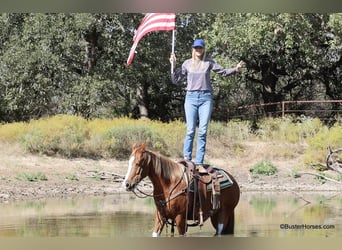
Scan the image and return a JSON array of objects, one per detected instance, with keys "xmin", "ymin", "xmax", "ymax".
[{"xmin": 206, "ymin": 168, "xmax": 234, "ymax": 191}]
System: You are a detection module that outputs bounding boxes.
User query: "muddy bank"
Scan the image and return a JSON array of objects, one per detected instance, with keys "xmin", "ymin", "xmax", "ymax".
[
  {"xmin": 0, "ymin": 143, "xmax": 340, "ymax": 203},
  {"xmin": 0, "ymin": 159, "xmax": 340, "ymax": 203}
]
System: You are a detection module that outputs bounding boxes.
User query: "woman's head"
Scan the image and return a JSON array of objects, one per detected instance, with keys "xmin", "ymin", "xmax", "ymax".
[{"xmin": 192, "ymin": 39, "xmax": 205, "ymax": 60}]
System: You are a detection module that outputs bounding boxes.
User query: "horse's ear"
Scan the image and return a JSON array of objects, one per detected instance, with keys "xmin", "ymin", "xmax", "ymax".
[{"xmin": 140, "ymin": 142, "xmax": 146, "ymax": 151}]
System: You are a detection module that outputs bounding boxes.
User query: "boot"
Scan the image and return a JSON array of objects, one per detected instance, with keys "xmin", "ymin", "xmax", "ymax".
[{"xmin": 196, "ymin": 164, "xmax": 207, "ymax": 174}]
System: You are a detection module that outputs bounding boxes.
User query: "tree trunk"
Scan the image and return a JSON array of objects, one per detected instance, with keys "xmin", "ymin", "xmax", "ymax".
[
  {"xmin": 84, "ymin": 29, "xmax": 98, "ymax": 73},
  {"xmin": 137, "ymin": 83, "xmax": 149, "ymax": 119},
  {"xmin": 260, "ymin": 67, "xmax": 282, "ymax": 116}
]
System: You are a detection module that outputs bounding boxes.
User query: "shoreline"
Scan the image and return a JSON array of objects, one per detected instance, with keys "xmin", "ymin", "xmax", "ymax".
[
  {"xmin": 1, "ymin": 143, "xmax": 341, "ymax": 204},
  {"xmin": 1, "ymin": 173, "xmax": 340, "ymax": 204}
]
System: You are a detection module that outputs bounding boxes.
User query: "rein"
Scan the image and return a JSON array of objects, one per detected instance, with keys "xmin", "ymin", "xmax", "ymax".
[
  {"xmin": 132, "ymin": 161, "xmax": 188, "ymax": 202},
  {"xmin": 132, "ymin": 186, "xmax": 154, "ymax": 198},
  {"xmin": 129, "ymin": 151, "xmax": 192, "ymax": 235}
]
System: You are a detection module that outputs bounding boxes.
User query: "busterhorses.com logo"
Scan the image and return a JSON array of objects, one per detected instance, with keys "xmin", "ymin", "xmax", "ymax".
[{"xmin": 280, "ymin": 224, "xmax": 336, "ymax": 230}]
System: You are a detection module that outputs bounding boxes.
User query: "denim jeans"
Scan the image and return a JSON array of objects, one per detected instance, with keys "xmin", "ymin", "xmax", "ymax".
[{"xmin": 183, "ymin": 91, "xmax": 213, "ymax": 164}]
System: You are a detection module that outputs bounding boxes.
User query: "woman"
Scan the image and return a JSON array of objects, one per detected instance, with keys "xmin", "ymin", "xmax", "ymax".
[{"xmin": 170, "ymin": 38, "xmax": 243, "ymax": 169}]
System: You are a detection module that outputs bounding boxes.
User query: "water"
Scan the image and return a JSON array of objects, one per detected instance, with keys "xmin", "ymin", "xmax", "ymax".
[{"xmin": 0, "ymin": 191, "xmax": 341, "ymax": 237}]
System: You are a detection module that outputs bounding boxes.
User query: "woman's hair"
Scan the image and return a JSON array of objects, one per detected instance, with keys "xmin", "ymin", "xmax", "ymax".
[{"xmin": 190, "ymin": 48, "xmax": 206, "ymax": 71}]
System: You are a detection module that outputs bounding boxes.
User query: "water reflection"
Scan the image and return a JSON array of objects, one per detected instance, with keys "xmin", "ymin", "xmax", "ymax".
[
  {"xmin": 237, "ymin": 191, "xmax": 342, "ymax": 237},
  {"xmin": 0, "ymin": 192, "xmax": 340, "ymax": 237}
]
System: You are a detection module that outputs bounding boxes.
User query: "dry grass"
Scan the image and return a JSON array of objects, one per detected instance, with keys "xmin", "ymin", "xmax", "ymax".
[{"xmin": 0, "ymin": 115, "xmax": 341, "ymax": 170}]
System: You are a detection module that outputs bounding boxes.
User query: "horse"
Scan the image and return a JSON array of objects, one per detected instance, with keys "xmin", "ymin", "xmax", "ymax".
[{"xmin": 123, "ymin": 143, "xmax": 240, "ymax": 237}]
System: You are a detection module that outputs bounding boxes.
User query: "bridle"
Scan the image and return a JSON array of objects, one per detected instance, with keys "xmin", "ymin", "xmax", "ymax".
[
  {"xmin": 128, "ymin": 153, "xmax": 191, "ymax": 235},
  {"xmin": 130, "ymin": 158, "xmax": 188, "ymax": 201},
  {"xmin": 128, "ymin": 161, "xmax": 150, "ymax": 198}
]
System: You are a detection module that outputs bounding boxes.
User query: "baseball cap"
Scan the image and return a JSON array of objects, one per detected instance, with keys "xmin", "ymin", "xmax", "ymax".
[{"xmin": 192, "ymin": 39, "xmax": 205, "ymax": 48}]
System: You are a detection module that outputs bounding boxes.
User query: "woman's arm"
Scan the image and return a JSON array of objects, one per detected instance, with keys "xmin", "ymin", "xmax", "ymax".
[
  {"xmin": 211, "ymin": 59, "xmax": 243, "ymax": 76},
  {"xmin": 170, "ymin": 54, "xmax": 187, "ymax": 84}
]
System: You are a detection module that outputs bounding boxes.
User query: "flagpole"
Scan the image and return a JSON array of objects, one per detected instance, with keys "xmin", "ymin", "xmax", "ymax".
[{"xmin": 171, "ymin": 29, "xmax": 175, "ymax": 74}]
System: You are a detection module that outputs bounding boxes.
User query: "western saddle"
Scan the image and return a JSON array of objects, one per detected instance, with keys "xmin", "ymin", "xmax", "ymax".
[{"xmin": 178, "ymin": 159, "xmax": 225, "ymax": 226}]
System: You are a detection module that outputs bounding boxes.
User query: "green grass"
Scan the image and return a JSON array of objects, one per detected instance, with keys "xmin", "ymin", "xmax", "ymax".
[
  {"xmin": 250, "ymin": 160, "xmax": 278, "ymax": 176},
  {"xmin": 65, "ymin": 174, "xmax": 79, "ymax": 181},
  {"xmin": 16, "ymin": 172, "xmax": 48, "ymax": 182}
]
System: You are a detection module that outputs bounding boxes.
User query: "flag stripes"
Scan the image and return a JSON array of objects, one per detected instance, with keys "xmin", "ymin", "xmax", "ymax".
[{"xmin": 127, "ymin": 13, "xmax": 176, "ymax": 66}]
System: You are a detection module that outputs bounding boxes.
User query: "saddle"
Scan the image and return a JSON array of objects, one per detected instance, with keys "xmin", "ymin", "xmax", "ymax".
[
  {"xmin": 179, "ymin": 160, "xmax": 233, "ymax": 190},
  {"xmin": 178, "ymin": 159, "xmax": 234, "ymax": 225}
]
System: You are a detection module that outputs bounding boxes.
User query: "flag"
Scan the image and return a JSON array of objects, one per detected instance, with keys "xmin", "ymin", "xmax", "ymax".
[{"xmin": 127, "ymin": 13, "xmax": 176, "ymax": 66}]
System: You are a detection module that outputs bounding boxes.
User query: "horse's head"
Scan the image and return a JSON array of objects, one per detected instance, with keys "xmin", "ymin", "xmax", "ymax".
[{"xmin": 123, "ymin": 143, "xmax": 150, "ymax": 191}]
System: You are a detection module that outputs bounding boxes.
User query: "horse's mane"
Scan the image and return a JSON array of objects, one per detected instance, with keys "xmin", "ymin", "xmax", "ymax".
[{"xmin": 145, "ymin": 150, "xmax": 183, "ymax": 181}]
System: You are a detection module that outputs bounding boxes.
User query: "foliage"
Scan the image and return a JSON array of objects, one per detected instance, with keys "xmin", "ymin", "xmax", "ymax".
[
  {"xmin": 20, "ymin": 115, "xmax": 89, "ymax": 157},
  {"xmin": 0, "ymin": 115, "xmax": 340, "ymax": 166},
  {"xmin": 303, "ymin": 122, "xmax": 342, "ymax": 165},
  {"xmin": 250, "ymin": 160, "xmax": 278, "ymax": 176},
  {"xmin": 255, "ymin": 116, "xmax": 324, "ymax": 143},
  {"xmin": 0, "ymin": 13, "xmax": 213, "ymax": 122},
  {"xmin": 201, "ymin": 13, "xmax": 342, "ymax": 117},
  {"xmin": 209, "ymin": 120, "xmax": 253, "ymax": 141},
  {"xmin": 65, "ymin": 174, "xmax": 79, "ymax": 181},
  {"xmin": 16, "ymin": 172, "xmax": 48, "ymax": 182},
  {"xmin": 0, "ymin": 13, "xmax": 341, "ymax": 122},
  {"xmin": 0, "ymin": 115, "xmax": 184, "ymax": 159},
  {"xmin": 103, "ymin": 123, "xmax": 168, "ymax": 159}
]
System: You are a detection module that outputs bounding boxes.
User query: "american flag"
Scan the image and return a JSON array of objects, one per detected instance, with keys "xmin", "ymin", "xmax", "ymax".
[{"xmin": 126, "ymin": 13, "xmax": 176, "ymax": 66}]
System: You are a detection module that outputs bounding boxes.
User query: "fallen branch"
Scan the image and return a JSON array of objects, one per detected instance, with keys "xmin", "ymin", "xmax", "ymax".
[
  {"xmin": 84, "ymin": 170, "xmax": 153, "ymax": 189},
  {"xmin": 297, "ymin": 171, "xmax": 341, "ymax": 184},
  {"xmin": 326, "ymin": 146, "xmax": 342, "ymax": 174},
  {"xmin": 284, "ymin": 187, "xmax": 311, "ymax": 204},
  {"xmin": 85, "ymin": 170, "xmax": 125, "ymax": 181}
]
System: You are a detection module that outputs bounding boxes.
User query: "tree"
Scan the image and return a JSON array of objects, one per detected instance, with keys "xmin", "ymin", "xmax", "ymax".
[
  {"xmin": 1, "ymin": 13, "xmax": 340, "ymax": 122},
  {"xmin": 0, "ymin": 13, "xmax": 216, "ymax": 122},
  {"xmin": 202, "ymin": 13, "xmax": 342, "ymax": 118},
  {"xmin": 0, "ymin": 13, "xmax": 136, "ymax": 121}
]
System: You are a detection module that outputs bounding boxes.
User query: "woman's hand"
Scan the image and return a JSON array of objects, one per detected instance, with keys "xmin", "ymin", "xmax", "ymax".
[
  {"xmin": 236, "ymin": 61, "xmax": 244, "ymax": 73},
  {"xmin": 169, "ymin": 53, "xmax": 176, "ymax": 64}
]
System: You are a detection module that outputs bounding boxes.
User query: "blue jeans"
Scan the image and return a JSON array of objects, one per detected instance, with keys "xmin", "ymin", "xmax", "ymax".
[{"xmin": 183, "ymin": 91, "xmax": 213, "ymax": 165}]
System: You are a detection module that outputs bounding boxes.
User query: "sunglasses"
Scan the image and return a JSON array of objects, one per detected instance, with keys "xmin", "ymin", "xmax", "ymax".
[{"xmin": 194, "ymin": 46, "xmax": 204, "ymax": 49}]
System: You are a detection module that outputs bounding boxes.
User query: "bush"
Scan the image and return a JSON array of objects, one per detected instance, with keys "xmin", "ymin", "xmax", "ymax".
[
  {"xmin": 0, "ymin": 121, "xmax": 28, "ymax": 142},
  {"xmin": 250, "ymin": 160, "xmax": 278, "ymax": 176},
  {"xmin": 20, "ymin": 115, "xmax": 89, "ymax": 157},
  {"xmin": 256, "ymin": 116, "xmax": 323, "ymax": 143},
  {"xmin": 103, "ymin": 124, "xmax": 168, "ymax": 159},
  {"xmin": 0, "ymin": 114, "xmax": 340, "ymax": 164},
  {"xmin": 303, "ymin": 122, "xmax": 342, "ymax": 165}
]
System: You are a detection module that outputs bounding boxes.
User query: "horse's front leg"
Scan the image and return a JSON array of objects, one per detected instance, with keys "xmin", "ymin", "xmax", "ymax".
[{"xmin": 152, "ymin": 210, "xmax": 165, "ymax": 237}]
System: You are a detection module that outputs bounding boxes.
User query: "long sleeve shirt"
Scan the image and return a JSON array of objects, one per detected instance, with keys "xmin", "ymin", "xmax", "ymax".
[{"xmin": 171, "ymin": 57, "xmax": 237, "ymax": 92}]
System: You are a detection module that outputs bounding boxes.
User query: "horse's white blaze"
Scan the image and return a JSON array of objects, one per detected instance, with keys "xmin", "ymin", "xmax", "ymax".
[{"xmin": 122, "ymin": 156, "xmax": 135, "ymax": 187}]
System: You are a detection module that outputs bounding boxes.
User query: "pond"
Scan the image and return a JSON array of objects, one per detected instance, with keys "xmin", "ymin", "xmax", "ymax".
[{"xmin": 0, "ymin": 191, "xmax": 341, "ymax": 237}]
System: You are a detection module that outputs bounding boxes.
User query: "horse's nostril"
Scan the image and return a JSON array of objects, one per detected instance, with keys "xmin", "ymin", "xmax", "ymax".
[{"xmin": 125, "ymin": 183, "xmax": 132, "ymax": 191}]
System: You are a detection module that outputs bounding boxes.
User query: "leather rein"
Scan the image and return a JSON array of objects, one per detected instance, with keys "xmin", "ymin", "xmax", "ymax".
[{"xmin": 132, "ymin": 162, "xmax": 189, "ymax": 203}]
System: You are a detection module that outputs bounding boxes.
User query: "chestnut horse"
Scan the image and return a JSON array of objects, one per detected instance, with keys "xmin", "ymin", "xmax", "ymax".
[{"xmin": 123, "ymin": 143, "xmax": 240, "ymax": 237}]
